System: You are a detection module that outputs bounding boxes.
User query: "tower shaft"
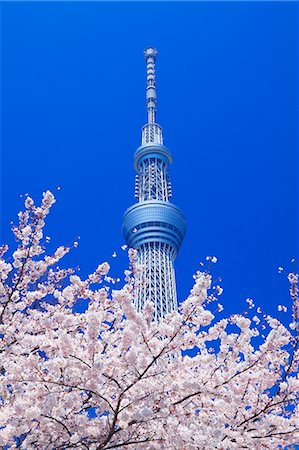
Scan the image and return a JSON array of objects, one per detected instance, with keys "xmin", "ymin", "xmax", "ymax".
[
  {"xmin": 122, "ymin": 48, "xmax": 185, "ymax": 320},
  {"xmin": 136, "ymin": 157, "xmax": 171, "ymax": 202},
  {"xmin": 136, "ymin": 243, "xmax": 177, "ymax": 321}
]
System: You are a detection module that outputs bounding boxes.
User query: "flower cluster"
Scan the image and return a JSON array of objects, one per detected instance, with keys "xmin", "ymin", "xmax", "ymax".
[{"xmin": 0, "ymin": 193, "xmax": 298, "ymax": 449}]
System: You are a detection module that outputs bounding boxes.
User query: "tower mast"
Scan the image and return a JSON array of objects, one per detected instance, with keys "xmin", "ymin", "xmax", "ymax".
[
  {"xmin": 122, "ymin": 48, "xmax": 186, "ymax": 320},
  {"xmin": 145, "ymin": 47, "xmax": 157, "ymax": 125}
]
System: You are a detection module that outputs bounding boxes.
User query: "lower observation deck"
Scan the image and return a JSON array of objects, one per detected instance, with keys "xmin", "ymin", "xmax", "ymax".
[{"xmin": 122, "ymin": 200, "xmax": 186, "ymax": 252}]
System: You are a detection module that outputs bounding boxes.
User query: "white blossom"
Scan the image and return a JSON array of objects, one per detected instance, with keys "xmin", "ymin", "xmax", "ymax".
[
  {"xmin": 215, "ymin": 285, "xmax": 223, "ymax": 296},
  {"xmin": 278, "ymin": 305, "xmax": 287, "ymax": 312},
  {"xmin": 206, "ymin": 256, "xmax": 217, "ymax": 263}
]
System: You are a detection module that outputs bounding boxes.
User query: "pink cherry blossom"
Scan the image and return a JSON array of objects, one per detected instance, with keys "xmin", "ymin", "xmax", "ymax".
[{"xmin": 0, "ymin": 193, "xmax": 298, "ymax": 449}]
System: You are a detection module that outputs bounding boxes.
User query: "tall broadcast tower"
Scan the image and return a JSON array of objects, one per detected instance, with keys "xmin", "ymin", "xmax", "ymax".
[{"xmin": 122, "ymin": 48, "xmax": 186, "ymax": 320}]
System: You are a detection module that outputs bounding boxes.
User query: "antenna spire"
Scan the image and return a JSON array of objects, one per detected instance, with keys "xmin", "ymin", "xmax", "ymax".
[
  {"xmin": 144, "ymin": 47, "xmax": 158, "ymax": 124},
  {"xmin": 141, "ymin": 47, "xmax": 163, "ymax": 145}
]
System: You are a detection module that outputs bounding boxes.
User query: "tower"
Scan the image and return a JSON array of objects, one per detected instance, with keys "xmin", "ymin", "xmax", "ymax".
[{"xmin": 122, "ymin": 48, "xmax": 186, "ymax": 321}]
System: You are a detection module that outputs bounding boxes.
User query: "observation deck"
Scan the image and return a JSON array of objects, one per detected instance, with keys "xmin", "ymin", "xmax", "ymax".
[
  {"xmin": 122, "ymin": 200, "xmax": 186, "ymax": 252},
  {"xmin": 134, "ymin": 143, "xmax": 172, "ymax": 171}
]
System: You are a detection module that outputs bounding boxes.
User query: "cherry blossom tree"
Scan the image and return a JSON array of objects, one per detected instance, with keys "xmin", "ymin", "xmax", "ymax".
[{"xmin": 0, "ymin": 192, "xmax": 298, "ymax": 449}]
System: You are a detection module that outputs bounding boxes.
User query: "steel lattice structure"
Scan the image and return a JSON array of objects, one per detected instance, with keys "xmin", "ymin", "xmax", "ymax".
[{"xmin": 122, "ymin": 48, "xmax": 186, "ymax": 321}]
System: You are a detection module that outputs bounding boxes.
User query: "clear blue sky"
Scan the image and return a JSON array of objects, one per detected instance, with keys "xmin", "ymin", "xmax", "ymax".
[{"xmin": 2, "ymin": 2, "xmax": 298, "ymax": 319}]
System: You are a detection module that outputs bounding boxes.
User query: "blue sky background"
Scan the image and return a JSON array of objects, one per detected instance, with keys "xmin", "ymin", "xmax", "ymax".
[{"xmin": 1, "ymin": 2, "xmax": 298, "ymax": 320}]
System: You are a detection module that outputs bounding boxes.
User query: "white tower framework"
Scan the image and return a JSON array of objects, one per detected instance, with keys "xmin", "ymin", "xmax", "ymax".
[{"xmin": 122, "ymin": 48, "xmax": 186, "ymax": 321}]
